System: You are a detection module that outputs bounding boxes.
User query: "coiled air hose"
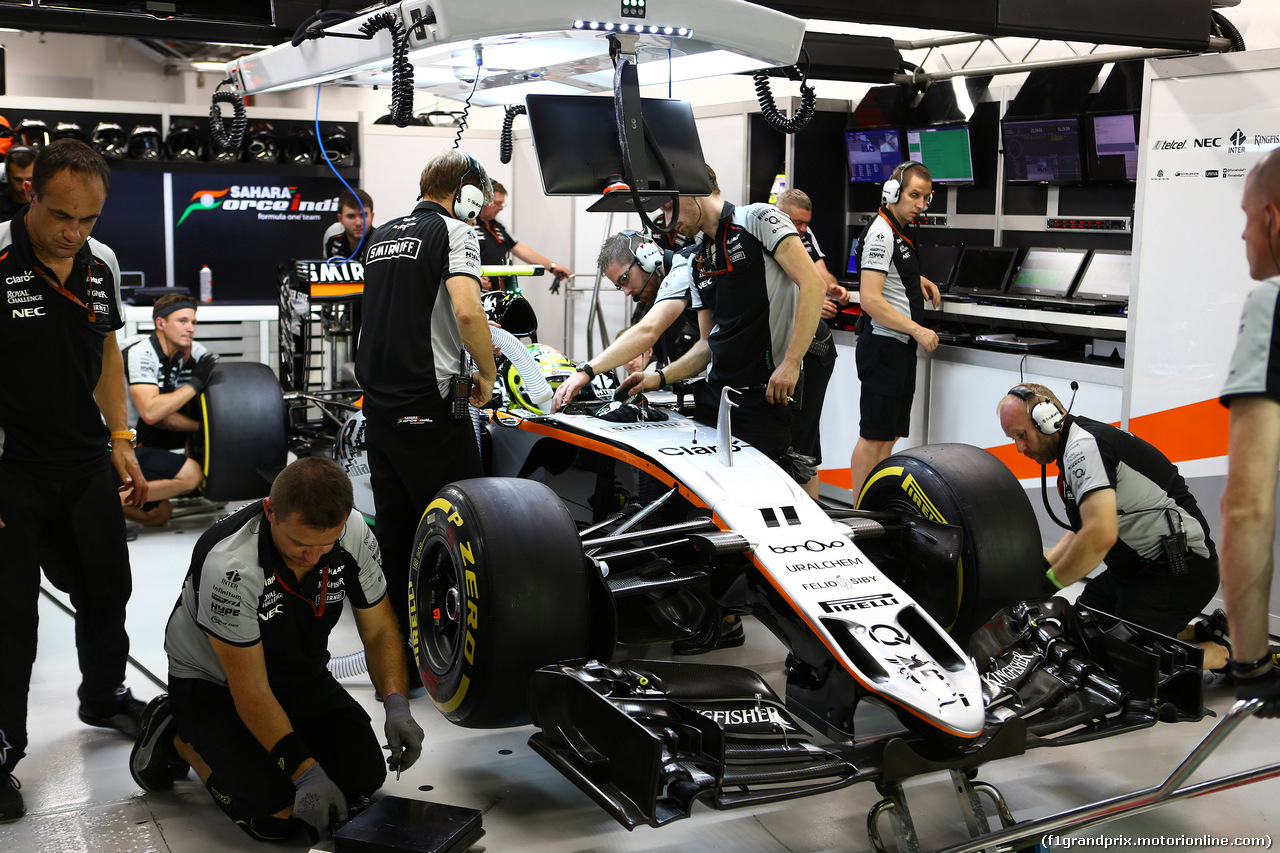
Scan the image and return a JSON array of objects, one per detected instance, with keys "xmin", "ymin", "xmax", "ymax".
[
  {"xmin": 360, "ymin": 12, "xmax": 416, "ymax": 127},
  {"xmin": 209, "ymin": 83, "xmax": 247, "ymax": 155},
  {"xmin": 490, "ymin": 327, "xmax": 553, "ymax": 411},
  {"xmin": 752, "ymin": 48, "xmax": 816, "ymax": 134},
  {"xmin": 500, "ymin": 104, "xmax": 526, "ymax": 164}
]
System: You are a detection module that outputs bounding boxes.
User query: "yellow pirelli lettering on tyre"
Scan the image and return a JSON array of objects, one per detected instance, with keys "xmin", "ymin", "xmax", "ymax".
[
  {"xmin": 464, "ymin": 568, "xmax": 478, "ymax": 664},
  {"xmin": 425, "ymin": 497, "xmax": 464, "ymax": 527},
  {"xmin": 902, "ymin": 474, "xmax": 948, "ymax": 524}
]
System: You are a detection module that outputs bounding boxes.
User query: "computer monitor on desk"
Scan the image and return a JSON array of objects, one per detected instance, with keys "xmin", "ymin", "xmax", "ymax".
[
  {"xmin": 1065, "ymin": 250, "xmax": 1131, "ymax": 313},
  {"xmin": 918, "ymin": 243, "xmax": 963, "ymax": 292}
]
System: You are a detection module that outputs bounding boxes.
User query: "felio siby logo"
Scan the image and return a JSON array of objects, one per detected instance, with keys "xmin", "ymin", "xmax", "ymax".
[{"xmin": 177, "ymin": 185, "xmax": 339, "ymax": 226}]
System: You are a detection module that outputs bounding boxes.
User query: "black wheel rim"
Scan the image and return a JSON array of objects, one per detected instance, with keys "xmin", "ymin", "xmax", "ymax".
[{"xmin": 418, "ymin": 535, "xmax": 464, "ymax": 675}]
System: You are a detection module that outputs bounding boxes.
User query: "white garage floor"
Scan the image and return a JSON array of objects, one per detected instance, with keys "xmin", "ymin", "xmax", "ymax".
[{"xmin": 3, "ymin": 508, "xmax": 1279, "ymax": 853}]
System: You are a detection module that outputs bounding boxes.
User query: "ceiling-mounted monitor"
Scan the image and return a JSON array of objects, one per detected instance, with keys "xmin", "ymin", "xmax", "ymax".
[
  {"xmin": 845, "ymin": 128, "xmax": 903, "ymax": 184},
  {"xmin": 1002, "ymin": 118, "xmax": 1083, "ymax": 184},
  {"xmin": 906, "ymin": 125, "xmax": 974, "ymax": 185},
  {"xmin": 525, "ymin": 94, "xmax": 711, "ymax": 201},
  {"xmin": 1085, "ymin": 113, "xmax": 1140, "ymax": 184}
]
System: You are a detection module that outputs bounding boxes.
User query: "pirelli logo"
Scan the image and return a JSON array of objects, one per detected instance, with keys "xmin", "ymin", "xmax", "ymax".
[
  {"xmin": 366, "ymin": 237, "xmax": 421, "ymax": 263},
  {"xmin": 902, "ymin": 474, "xmax": 946, "ymax": 523},
  {"xmin": 819, "ymin": 592, "xmax": 898, "ymax": 613}
]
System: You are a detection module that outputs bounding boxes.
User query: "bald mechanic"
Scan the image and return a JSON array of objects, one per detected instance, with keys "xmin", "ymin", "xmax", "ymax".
[
  {"xmin": 997, "ymin": 383, "xmax": 1227, "ymax": 669},
  {"xmin": 1219, "ymin": 148, "xmax": 1280, "ymax": 713}
]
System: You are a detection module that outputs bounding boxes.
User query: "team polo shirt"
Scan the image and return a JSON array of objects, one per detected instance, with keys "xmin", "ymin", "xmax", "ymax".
[
  {"xmin": 475, "ymin": 218, "xmax": 517, "ymax": 267},
  {"xmin": 690, "ymin": 201, "xmax": 801, "ymax": 390},
  {"xmin": 165, "ymin": 501, "xmax": 386, "ymax": 687},
  {"xmin": 355, "ymin": 200, "xmax": 482, "ymax": 416},
  {"xmin": 1056, "ymin": 414, "xmax": 1215, "ymax": 574},
  {"xmin": 798, "ymin": 229, "xmax": 825, "ymax": 263},
  {"xmin": 0, "ymin": 209, "xmax": 123, "ymax": 472},
  {"xmin": 1220, "ymin": 274, "xmax": 1280, "ymax": 406},
  {"xmin": 859, "ymin": 207, "xmax": 923, "ymax": 343},
  {"xmin": 324, "ymin": 231, "xmax": 369, "ymax": 264},
  {"xmin": 121, "ymin": 332, "xmax": 211, "ymax": 449}
]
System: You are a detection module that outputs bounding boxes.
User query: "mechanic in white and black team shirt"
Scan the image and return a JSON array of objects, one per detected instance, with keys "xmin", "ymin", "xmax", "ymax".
[
  {"xmin": 323, "ymin": 188, "xmax": 374, "ymax": 263},
  {"xmin": 775, "ymin": 189, "xmax": 851, "ymax": 499},
  {"xmin": 0, "ymin": 139, "xmax": 150, "ymax": 823},
  {"xmin": 355, "ymin": 151, "xmax": 497, "ymax": 691},
  {"xmin": 848, "ymin": 161, "xmax": 942, "ymax": 500},
  {"xmin": 997, "ymin": 383, "xmax": 1229, "ymax": 671},
  {"xmin": 120, "ymin": 292, "xmax": 218, "ymax": 525},
  {"xmin": 129, "ymin": 458, "xmax": 424, "ymax": 843}
]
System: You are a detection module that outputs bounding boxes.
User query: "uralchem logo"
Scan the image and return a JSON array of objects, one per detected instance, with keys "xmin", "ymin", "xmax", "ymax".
[{"xmin": 177, "ymin": 185, "xmax": 338, "ymax": 226}]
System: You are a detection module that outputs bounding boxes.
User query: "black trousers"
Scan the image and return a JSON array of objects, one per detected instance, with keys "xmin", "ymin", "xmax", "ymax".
[
  {"xmin": 170, "ymin": 673, "xmax": 385, "ymax": 820},
  {"xmin": 693, "ymin": 382, "xmax": 794, "ymax": 462},
  {"xmin": 0, "ymin": 457, "xmax": 133, "ymax": 773},
  {"xmin": 364, "ymin": 411, "xmax": 483, "ymax": 658}
]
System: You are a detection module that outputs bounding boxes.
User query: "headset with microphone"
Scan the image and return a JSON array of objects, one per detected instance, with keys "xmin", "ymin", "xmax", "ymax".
[
  {"xmin": 881, "ymin": 160, "xmax": 933, "ymax": 210},
  {"xmin": 453, "ymin": 153, "xmax": 488, "ymax": 222},
  {"xmin": 1008, "ymin": 381, "xmax": 1079, "ymax": 530},
  {"xmin": 620, "ymin": 229, "xmax": 663, "ymax": 274}
]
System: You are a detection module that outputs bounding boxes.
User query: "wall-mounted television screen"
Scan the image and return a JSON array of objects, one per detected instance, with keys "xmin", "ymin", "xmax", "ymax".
[
  {"xmin": 1086, "ymin": 113, "xmax": 1139, "ymax": 184},
  {"xmin": 906, "ymin": 125, "xmax": 974, "ymax": 184},
  {"xmin": 845, "ymin": 128, "xmax": 903, "ymax": 183},
  {"xmin": 1002, "ymin": 118, "xmax": 1083, "ymax": 184}
]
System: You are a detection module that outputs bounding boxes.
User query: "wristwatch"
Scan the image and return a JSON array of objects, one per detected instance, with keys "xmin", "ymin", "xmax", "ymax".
[
  {"xmin": 575, "ymin": 361, "xmax": 595, "ymax": 380},
  {"xmin": 549, "ymin": 262, "xmax": 558, "ymax": 274},
  {"xmin": 110, "ymin": 429, "xmax": 137, "ymax": 446}
]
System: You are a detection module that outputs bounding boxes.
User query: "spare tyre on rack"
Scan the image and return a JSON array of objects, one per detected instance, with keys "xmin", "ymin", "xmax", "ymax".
[
  {"xmin": 856, "ymin": 443, "xmax": 1045, "ymax": 644},
  {"xmin": 199, "ymin": 361, "xmax": 288, "ymax": 501}
]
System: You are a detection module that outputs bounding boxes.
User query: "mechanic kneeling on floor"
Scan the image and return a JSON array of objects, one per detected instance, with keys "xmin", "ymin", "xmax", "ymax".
[
  {"xmin": 120, "ymin": 292, "xmax": 217, "ymax": 525},
  {"xmin": 129, "ymin": 457, "xmax": 424, "ymax": 843},
  {"xmin": 997, "ymin": 383, "xmax": 1230, "ymax": 669}
]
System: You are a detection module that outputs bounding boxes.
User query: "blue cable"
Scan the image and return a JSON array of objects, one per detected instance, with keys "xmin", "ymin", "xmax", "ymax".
[{"xmin": 316, "ymin": 82, "xmax": 367, "ymax": 266}]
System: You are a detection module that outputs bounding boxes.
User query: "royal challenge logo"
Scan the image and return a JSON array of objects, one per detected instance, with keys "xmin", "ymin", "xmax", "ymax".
[{"xmin": 177, "ymin": 185, "xmax": 339, "ymax": 226}]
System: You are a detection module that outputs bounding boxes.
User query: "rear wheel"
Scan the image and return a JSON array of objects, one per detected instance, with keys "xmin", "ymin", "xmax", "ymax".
[
  {"xmin": 857, "ymin": 443, "xmax": 1043, "ymax": 643},
  {"xmin": 409, "ymin": 477, "xmax": 592, "ymax": 727},
  {"xmin": 199, "ymin": 362, "xmax": 287, "ymax": 501}
]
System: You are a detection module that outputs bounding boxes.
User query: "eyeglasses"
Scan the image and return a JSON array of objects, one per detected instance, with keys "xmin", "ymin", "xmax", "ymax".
[{"xmin": 614, "ymin": 259, "xmax": 639, "ymax": 290}]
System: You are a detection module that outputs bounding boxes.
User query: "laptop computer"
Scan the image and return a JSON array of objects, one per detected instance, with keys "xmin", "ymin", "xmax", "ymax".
[
  {"xmin": 944, "ymin": 246, "xmax": 1019, "ymax": 302},
  {"xmin": 980, "ymin": 247, "xmax": 1089, "ymax": 308},
  {"xmin": 1054, "ymin": 249, "xmax": 1131, "ymax": 314},
  {"xmin": 918, "ymin": 242, "xmax": 964, "ymax": 292}
]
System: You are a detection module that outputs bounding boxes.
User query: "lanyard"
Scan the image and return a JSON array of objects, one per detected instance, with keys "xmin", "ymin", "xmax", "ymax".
[
  {"xmin": 877, "ymin": 209, "xmax": 915, "ymax": 251},
  {"xmin": 34, "ymin": 264, "xmax": 95, "ymax": 322},
  {"xmin": 274, "ymin": 564, "xmax": 331, "ymax": 617}
]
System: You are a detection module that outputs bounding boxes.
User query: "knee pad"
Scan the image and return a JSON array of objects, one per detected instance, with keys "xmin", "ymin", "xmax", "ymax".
[{"xmin": 205, "ymin": 777, "xmax": 299, "ymax": 843}]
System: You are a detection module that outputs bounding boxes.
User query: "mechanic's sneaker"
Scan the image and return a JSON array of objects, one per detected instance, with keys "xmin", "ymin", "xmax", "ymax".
[
  {"xmin": 0, "ymin": 773, "xmax": 23, "ymax": 823},
  {"xmin": 673, "ymin": 617, "xmax": 746, "ymax": 656},
  {"xmin": 79, "ymin": 686, "xmax": 147, "ymax": 738},
  {"xmin": 1195, "ymin": 609, "xmax": 1232, "ymax": 651},
  {"xmin": 130, "ymin": 695, "xmax": 188, "ymax": 792}
]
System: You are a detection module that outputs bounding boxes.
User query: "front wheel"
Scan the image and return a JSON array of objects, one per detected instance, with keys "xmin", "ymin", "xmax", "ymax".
[
  {"xmin": 408, "ymin": 477, "xmax": 592, "ymax": 728},
  {"xmin": 857, "ymin": 443, "xmax": 1044, "ymax": 643}
]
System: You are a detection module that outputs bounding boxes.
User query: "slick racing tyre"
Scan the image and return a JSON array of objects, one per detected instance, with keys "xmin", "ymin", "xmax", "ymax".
[
  {"xmin": 199, "ymin": 362, "xmax": 288, "ymax": 501},
  {"xmin": 409, "ymin": 477, "xmax": 591, "ymax": 728},
  {"xmin": 857, "ymin": 443, "xmax": 1043, "ymax": 643}
]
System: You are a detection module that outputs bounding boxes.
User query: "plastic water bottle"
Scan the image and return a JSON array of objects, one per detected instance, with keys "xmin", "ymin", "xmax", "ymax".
[{"xmin": 199, "ymin": 265, "xmax": 212, "ymax": 303}]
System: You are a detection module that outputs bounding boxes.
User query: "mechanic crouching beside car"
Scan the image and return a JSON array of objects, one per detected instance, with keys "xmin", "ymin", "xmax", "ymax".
[
  {"xmin": 129, "ymin": 457, "xmax": 424, "ymax": 843},
  {"xmin": 997, "ymin": 383, "xmax": 1229, "ymax": 669}
]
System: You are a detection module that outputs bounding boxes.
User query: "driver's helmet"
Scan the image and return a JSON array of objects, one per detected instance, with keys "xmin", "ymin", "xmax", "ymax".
[{"xmin": 504, "ymin": 344, "xmax": 574, "ymax": 412}]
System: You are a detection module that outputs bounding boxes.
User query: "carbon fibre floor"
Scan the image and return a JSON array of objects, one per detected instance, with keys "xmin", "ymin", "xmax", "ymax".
[{"xmin": 6, "ymin": 507, "xmax": 1279, "ymax": 853}]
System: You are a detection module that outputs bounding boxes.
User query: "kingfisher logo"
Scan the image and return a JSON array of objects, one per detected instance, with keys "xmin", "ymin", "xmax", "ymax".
[{"xmin": 177, "ymin": 185, "xmax": 339, "ymax": 226}]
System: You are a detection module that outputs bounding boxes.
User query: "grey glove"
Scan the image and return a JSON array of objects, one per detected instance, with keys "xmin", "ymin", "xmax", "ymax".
[
  {"xmin": 1234, "ymin": 659, "xmax": 1280, "ymax": 718},
  {"xmin": 292, "ymin": 762, "xmax": 348, "ymax": 838},
  {"xmin": 186, "ymin": 352, "xmax": 219, "ymax": 393},
  {"xmin": 383, "ymin": 693, "xmax": 424, "ymax": 773}
]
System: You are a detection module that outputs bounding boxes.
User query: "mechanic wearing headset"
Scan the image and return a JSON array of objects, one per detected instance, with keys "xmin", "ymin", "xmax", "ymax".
[
  {"xmin": 120, "ymin": 293, "xmax": 218, "ymax": 526},
  {"xmin": 0, "ymin": 140, "xmax": 150, "ymax": 823},
  {"xmin": 354, "ymin": 150, "xmax": 497, "ymax": 692},
  {"xmin": 997, "ymin": 383, "xmax": 1228, "ymax": 670},
  {"xmin": 322, "ymin": 188, "xmax": 374, "ymax": 263},
  {"xmin": 776, "ymin": 189, "xmax": 851, "ymax": 499},
  {"xmin": 1218, "ymin": 147, "xmax": 1280, "ymax": 713},
  {"xmin": 550, "ymin": 229, "xmax": 703, "ymax": 411},
  {"xmin": 129, "ymin": 458, "xmax": 424, "ymax": 843},
  {"xmin": 474, "ymin": 180, "xmax": 571, "ymax": 291},
  {"xmin": 847, "ymin": 161, "xmax": 942, "ymax": 500},
  {"xmin": 0, "ymin": 145, "xmax": 35, "ymax": 222}
]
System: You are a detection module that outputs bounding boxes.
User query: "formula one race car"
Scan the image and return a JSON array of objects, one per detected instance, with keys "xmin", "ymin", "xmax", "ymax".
[{"xmin": 275, "ymin": 289, "xmax": 1208, "ymax": 845}]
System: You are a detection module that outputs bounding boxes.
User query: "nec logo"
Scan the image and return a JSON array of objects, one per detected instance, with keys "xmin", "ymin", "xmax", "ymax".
[
  {"xmin": 1194, "ymin": 137, "xmax": 1223, "ymax": 148},
  {"xmin": 12, "ymin": 307, "xmax": 45, "ymax": 318}
]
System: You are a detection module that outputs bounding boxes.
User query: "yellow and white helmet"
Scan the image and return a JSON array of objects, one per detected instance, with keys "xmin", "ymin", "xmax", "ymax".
[{"xmin": 504, "ymin": 344, "xmax": 575, "ymax": 412}]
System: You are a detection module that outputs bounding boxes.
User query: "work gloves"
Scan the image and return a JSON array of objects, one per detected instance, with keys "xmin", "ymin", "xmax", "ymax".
[
  {"xmin": 186, "ymin": 352, "xmax": 220, "ymax": 393},
  {"xmin": 383, "ymin": 693, "xmax": 425, "ymax": 773},
  {"xmin": 292, "ymin": 762, "xmax": 348, "ymax": 838}
]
